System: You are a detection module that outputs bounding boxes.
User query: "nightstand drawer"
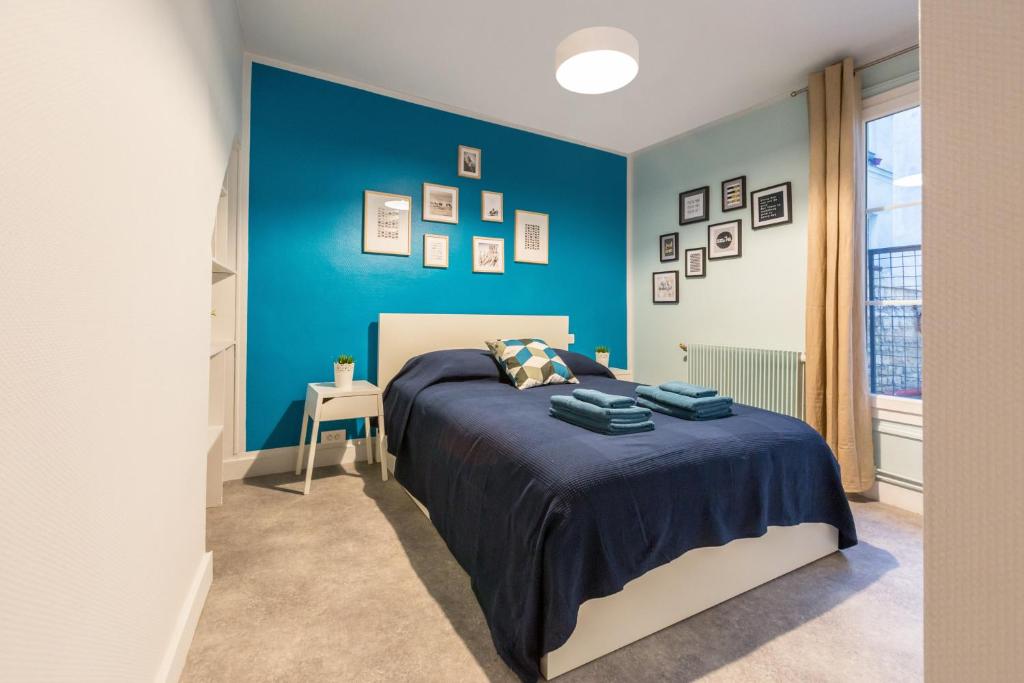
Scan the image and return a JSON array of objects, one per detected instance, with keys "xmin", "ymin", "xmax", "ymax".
[{"xmin": 319, "ymin": 393, "xmax": 379, "ymax": 421}]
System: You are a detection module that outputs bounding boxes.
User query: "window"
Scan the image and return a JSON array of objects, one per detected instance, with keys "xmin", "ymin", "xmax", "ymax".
[{"xmin": 863, "ymin": 84, "xmax": 921, "ymax": 401}]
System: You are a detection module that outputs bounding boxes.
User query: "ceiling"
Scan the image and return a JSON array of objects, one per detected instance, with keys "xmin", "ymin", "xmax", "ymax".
[{"xmin": 237, "ymin": 1, "xmax": 918, "ymax": 154}]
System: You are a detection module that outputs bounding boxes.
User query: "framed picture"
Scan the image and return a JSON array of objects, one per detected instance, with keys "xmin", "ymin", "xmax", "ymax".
[
  {"xmin": 678, "ymin": 186, "xmax": 709, "ymax": 225},
  {"xmin": 652, "ymin": 270, "xmax": 679, "ymax": 304},
  {"xmin": 481, "ymin": 191, "xmax": 504, "ymax": 222},
  {"xmin": 472, "ymin": 236, "xmax": 504, "ymax": 273},
  {"xmin": 514, "ymin": 210, "xmax": 548, "ymax": 264},
  {"xmin": 708, "ymin": 219, "xmax": 742, "ymax": 260},
  {"xmin": 458, "ymin": 145, "xmax": 481, "ymax": 179},
  {"xmin": 423, "ymin": 233, "xmax": 448, "ymax": 268},
  {"xmin": 684, "ymin": 247, "xmax": 706, "ymax": 278},
  {"xmin": 362, "ymin": 190, "xmax": 412, "ymax": 256},
  {"xmin": 721, "ymin": 176, "xmax": 747, "ymax": 212},
  {"xmin": 659, "ymin": 232, "xmax": 679, "ymax": 262},
  {"xmin": 423, "ymin": 183, "xmax": 459, "ymax": 224},
  {"xmin": 751, "ymin": 181, "xmax": 793, "ymax": 229}
]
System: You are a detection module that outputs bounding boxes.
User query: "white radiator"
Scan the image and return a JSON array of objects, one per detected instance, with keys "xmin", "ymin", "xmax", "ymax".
[{"xmin": 685, "ymin": 344, "xmax": 805, "ymax": 419}]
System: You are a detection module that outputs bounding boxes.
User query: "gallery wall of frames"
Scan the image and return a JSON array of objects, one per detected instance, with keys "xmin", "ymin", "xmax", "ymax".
[
  {"xmin": 246, "ymin": 63, "xmax": 627, "ymax": 451},
  {"xmin": 652, "ymin": 177, "xmax": 793, "ymax": 304}
]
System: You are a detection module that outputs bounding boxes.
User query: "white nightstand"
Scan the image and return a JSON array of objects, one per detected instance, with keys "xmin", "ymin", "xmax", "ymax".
[
  {"xmin": 294, "ymin": 381, "xmax": 387, "ymax": 494},
  {"xmin": 610, "ymin": 367, "xmax": 633, "ymax": 382}
]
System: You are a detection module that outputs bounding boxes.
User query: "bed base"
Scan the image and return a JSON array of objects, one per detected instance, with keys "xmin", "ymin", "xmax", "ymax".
[{"xmin": 387, "ymin": 452, "xmax": 839, "ymax": 679}]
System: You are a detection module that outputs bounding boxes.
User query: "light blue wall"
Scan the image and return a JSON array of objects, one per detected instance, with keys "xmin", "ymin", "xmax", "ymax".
[
  {"xmin": 247, "ymin": 64, "xmax": 627, "ymax": 451},
  {"xmin": 631, "ymin": 51, "xmax": 922, "ymax": 489},
  {"xmin": 633, "ymin": 94, "xmax": 811, "ymax": 385}
]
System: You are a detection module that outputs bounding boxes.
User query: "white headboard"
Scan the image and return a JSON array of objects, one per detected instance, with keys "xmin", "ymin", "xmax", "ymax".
[{"xmin": 377, "ymin": 313, "xmax": 571, "ymax": 389}]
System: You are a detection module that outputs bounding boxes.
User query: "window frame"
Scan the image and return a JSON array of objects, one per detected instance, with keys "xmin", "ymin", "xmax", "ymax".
[{"xmin": 861, "ymin": 81, "xmax": 922, "ymax": 422}]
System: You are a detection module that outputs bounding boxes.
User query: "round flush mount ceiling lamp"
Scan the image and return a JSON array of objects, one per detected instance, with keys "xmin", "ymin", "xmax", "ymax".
[{"xmin": 555, "ymin": 27, "xmax": 639, "ymax": 95}]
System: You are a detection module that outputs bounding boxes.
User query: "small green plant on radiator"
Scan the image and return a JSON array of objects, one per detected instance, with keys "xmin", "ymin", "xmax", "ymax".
[
  {"xmin": 334, "ymin": 354, "xmax": 356, "ymax": 390},
  {"xmin": 595, "ymin": 345, "xmax": 610, "ymax": 367}
]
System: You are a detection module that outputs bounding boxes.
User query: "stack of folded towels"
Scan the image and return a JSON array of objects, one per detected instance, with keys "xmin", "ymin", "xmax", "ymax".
[
  {"xmin": 635, "ymin": 381, "xmax": 734, "ymax": 421},
  {"xmin": 550, "ymin": 388, "xmax": 654, "ymax": 435}
]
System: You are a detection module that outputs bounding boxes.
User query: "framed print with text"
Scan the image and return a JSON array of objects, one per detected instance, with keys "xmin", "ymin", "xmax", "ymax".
[
  {"xmin": 684, "ymin": 247, "xmax": 706, "ymax": 277},
  {"xmin": 679, "ymin": 186, "xmax": 709, "ymax": 225},
  {"xmin": 423, "ymin": 233, "xmax": 449, "ymax": 268},
  {"xmin": 708, "ymin": 219, "xmax": 742, "ymax": 260},
  {"xmin": 660, "ymin": 232, "xmax": 679, "ymax": 262},
  {"xmin": 751, "ymin": 181, "xmax": 792, "ymax": 229}
]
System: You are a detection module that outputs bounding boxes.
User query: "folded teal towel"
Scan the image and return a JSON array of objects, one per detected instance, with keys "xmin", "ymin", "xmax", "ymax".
[
  {"xmin": 551, "ymin": 395, "xmax": 651, "ymax": 423},
  {"xmin": 659, "ymin": 381, "xmax": 718, "ymax": 398},
  {"xmin": 636, "ymin": 397, "xmax": 733, "ymax": 421},
  {"xmin": 550, "ymin": 408, "xmax": 655, "ymax": 434},
  {"xmin": 636, "ymin": 385, "xmax": 733, "ymax": 413},
  {"xmin": 572, "ymin": 388, "xmax": 636, "ymax": 409}
]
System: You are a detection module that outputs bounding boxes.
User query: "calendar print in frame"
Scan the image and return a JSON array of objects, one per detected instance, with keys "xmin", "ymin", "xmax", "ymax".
[
  {"xmin": 363, "ymin": 190, "xmax": 412, "ymax": 256},
  {"xmin": 514, "ymin": 210, "xmax": 549, "ymax": 264}
]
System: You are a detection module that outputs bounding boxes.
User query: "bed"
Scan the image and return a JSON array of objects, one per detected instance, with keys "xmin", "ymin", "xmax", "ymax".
[{"xmin": 377, "ymin": 313, "xmax": 856, "ymax": 681}]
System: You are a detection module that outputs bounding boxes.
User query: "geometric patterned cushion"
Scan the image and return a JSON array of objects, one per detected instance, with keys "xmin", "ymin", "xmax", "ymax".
[{"xmin": 485, "ymin": 338, "xmax": 579, "ymax": 390}]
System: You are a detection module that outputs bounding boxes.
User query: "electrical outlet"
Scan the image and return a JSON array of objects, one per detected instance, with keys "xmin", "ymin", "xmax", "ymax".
[
  {"xmin": 321, "ymin": 429, "xmax": 347, "ymax": 447},
  {"xmin": 568, "ymin": 333, "xmax": 575, "ymax": 343}
]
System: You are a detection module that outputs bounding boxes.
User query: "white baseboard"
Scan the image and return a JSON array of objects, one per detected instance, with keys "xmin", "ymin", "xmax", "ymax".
[
  {"xmin": 157, "ymin": 551, "xmax": 213, "ymax": 683},
  {"xmin": 223, "ymin": 436, "xmax": 375, "ymax": 481},
  {"xmin": 864, "ymin": 479, "xmax": 924, "ymax": 515}
]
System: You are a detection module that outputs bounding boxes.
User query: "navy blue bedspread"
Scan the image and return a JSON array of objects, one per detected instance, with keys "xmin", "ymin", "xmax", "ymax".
[{"xmin": 383, "ymin": 349, "xmax": 856, "ymax": 682}]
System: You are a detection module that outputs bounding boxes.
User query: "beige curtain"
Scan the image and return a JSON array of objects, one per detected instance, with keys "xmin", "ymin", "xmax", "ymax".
[{"xmin": 805, "ymin": 58, "xmax": 875, "ymax": 493}]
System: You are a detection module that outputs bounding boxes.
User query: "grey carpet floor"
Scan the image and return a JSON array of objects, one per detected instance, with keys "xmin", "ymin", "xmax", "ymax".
[{"xmin": 182, "ymin": 462, "xmax": 922, "ymax": 682}]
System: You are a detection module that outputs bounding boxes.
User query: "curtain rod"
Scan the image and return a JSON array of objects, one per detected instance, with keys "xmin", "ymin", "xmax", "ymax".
[{"xmin": 789, "ymin": 44, "xmax": 919, "ymax": 97}]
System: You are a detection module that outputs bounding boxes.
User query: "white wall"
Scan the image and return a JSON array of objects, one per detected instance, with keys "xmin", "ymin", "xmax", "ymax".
[
  {"xmin": 921, "ymin": 1, "xmax": 1024, "ymax": 678},
  {"xmin": 0, "ymin": 2, "xmax": 241, "ymax": 681}
]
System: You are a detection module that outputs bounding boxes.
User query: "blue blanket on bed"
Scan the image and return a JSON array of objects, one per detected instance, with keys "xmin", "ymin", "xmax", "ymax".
[{"xmin": 383, "ymin": 349, "xmax": 856, "ymax": 682}]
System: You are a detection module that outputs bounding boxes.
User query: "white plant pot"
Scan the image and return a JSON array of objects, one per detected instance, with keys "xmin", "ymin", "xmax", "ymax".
[
  {"xmin": 595, "ymin": 352, "xmax": 610, "ymax": 367},
  {"xmin": 334, "ymin": 363, "xmax": 355, "ymax": 390}
]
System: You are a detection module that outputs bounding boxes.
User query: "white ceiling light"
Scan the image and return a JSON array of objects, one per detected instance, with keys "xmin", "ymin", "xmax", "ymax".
[
  {"xmin": 894, "ymin": 173, "xmax": 923, "ymax": 187},
  {"xmin": 555, "ymin": 27, "xmax": 639, "ymax": 95}
]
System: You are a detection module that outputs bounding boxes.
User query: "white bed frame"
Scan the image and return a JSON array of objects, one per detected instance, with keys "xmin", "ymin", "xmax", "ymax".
[{"xmin": 377, "ymin": 313, "xmax": 840, "ymax": 679}]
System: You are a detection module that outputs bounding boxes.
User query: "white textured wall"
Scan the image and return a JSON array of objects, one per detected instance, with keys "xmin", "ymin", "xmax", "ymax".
[
  {"xmin": 0, "ymin": 2, "xmax": 241, "ymax": 680},
  {"xmin": 921, "ymin": 1, "xmax": 1024, "ymax": 679}
]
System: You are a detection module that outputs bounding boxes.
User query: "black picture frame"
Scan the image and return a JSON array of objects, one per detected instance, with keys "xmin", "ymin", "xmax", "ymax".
[
  {"xmin": 659, "ymin": 232, "xmax": 679, "ymax": 262},
  {"xmin": 707, "ymin": 220, "xmax": 742, "ymax": 260},
  {"xmin": 721, "ymin": 175, "xmax": 747, "ymax": 212},
  {"xmin": 750, "ymin": 181, "xmax": 793, "ymax": 229},
  {"xmin": 652, "ymin": 270, "xmax": 679, "ymax": 304},
  {"xmin": 678, "ymin": 186, "xmax": 710, "ymax": 225},
  {"xmin": 684, "ymin": 247, "xmax": 707, "ymax": 278}
]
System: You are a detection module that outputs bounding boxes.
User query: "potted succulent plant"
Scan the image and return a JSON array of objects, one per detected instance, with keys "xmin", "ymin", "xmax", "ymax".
[
  {"xmin": 334, "ymin": 354, "xmax": 355, "ymax": 390},
  {"xmin": 595, "ymin": 345, "xmax": 610, "ymax": 367}
]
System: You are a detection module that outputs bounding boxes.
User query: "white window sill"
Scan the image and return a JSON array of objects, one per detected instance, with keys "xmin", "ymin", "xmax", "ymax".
[{"xmin": 870, "ymin": 394, "xmax": 922, "ymax": 426}]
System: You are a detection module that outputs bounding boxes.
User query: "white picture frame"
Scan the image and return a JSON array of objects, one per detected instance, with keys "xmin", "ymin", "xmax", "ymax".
[
  {"xmin": 363, "ymin": 190, "xmax": 412, "ymax": 256},
  {"xmin": 472, "ymin": 236, "xmax": 504, "ymax": 273},
  {"xmin": 423, "ymin": 233, "xmax": 449, "ymax": 268},
  {"xmin": 514, "ymin": 209, "xmax": 549, "ymax": 264},
  {"xmin": 422, "ymin": 182, "xmax": 459, "ymax": 224},
  {"xmin": 481, "ymin": 190, "xmax": 504, "ymax": 222},
  {"xmin": 458, "ymin": 145, "xmax": 481, "ymax": 179}
]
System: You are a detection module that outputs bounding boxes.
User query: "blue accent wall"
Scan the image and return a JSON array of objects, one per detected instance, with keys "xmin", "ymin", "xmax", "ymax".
[{"xmin": 247, "ymin": 64, "xmax": 627, "ymax": 451}]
